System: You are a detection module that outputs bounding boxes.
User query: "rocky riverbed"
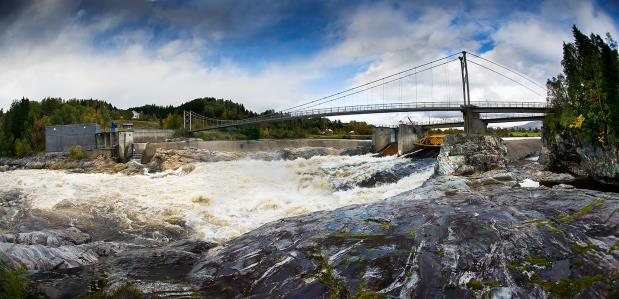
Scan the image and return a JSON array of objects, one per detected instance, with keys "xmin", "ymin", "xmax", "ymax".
[
  {"xmin": 0, "ymin": 145, "xmax": 371, "ymax": 175},
  {"xmin": 0, "ymin": 136, "xmax": 617, "ymax": 298}
]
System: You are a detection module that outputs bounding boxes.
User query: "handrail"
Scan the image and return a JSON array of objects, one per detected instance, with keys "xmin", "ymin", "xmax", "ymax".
[{"xmin": 188, "ymin": 101, "xmax": 549, "ymax": 130}]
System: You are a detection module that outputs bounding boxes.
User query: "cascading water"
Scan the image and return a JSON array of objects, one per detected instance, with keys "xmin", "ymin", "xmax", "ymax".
[{"xmin": 0, "ymin": 154, "xmax": 434, "ymax": 242}]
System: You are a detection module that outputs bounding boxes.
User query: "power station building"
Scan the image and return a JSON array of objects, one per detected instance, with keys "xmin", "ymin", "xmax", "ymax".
[
  {"xmin": 45, "ymin": 123, "xmax": 100, "ymax": 153},
  {"xmin": 44, "ymin": 123, "xmax": 173, "ymax": 162}
]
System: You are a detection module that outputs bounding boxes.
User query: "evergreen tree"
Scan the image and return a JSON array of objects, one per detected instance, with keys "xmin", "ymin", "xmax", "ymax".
[{"xmin": 546, "ymin": 26, "xmax": 619, "ymax": 143}]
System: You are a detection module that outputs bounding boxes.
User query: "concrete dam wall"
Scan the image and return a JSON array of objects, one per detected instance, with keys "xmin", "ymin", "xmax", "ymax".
[{"xmin": 141, "ymin": 139, "xmax": 371, "ymax": 163}]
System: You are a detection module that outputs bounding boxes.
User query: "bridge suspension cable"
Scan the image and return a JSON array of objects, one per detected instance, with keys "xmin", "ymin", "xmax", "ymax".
[
  {"xmin": 185, "ymin": 50, "xmax": 550, "ymax": 132},
  {"xmin": 295, "ymin": 57, "xmax": 460, "ymax": 111},
  {"xmin": 466, "ymin": 59, "xmax": 545, "ymax": 97},
  {"xmin": 278, "ymin": 52, "xmax": 461, "ymax": 113},
  {"xmin": 466, "ymin": 52, "xmax": 547, "ymax": 91}
]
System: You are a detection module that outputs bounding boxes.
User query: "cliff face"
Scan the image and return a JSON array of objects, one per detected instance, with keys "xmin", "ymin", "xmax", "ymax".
[{"xmin": 541, "ymin": 129, "xmax": 619, "ymax": 185}]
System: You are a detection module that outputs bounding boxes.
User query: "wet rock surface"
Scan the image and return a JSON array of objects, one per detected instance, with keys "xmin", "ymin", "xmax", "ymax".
[
  {"xmin": 334, "ymin": 158, "xmax": 435, "ymax": 190},
  {"xmin": 146, "ymin": 146, "xmax": 372, "ymax": 172},
  {"xmin": 192, "ymin": 173, "xmax": 618, "ymax": 298},
  {"xmin": 435, "ymin": 134, "xmax": 508, "ymax": 176},
  {"xmin": 0, "ymin": 154, "xmax": 144, "ymax": 175},
  {"xmin": 541, "ymin": 129, "xmax": 619, "ymax": 185},
  {"xmin": 0, "ymin": 141, "xmax": 617, "ymax": 298}
]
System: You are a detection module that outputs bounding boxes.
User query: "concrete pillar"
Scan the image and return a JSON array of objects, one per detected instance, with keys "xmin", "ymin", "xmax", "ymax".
[
  {"xmin": 118, "ymin": 131, "xmax": 134, "ymax": 162},
  {"xmin": 469, "ymin": 112, "xmax": 487, "ymax": 135},
  {"xmin": 397, "ymin": 124, "xmax": 424, "ymax": 155},
  {"xmin": 372, "ymin": 127, "xmax": 396, "ymax": 152}
]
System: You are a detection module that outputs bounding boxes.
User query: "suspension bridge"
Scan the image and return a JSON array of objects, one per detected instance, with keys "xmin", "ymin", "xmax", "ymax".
[{"xmin": 182, "ymin": 51, "xmax": 548, "ymax": 153}]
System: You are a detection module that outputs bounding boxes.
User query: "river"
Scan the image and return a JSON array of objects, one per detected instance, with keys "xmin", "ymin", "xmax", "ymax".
[{"xmin": 0, "ymin": 154, "xmax": 434, "ymax": 242}]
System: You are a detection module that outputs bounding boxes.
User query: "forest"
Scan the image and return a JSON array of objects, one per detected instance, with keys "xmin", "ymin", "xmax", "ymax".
[
  {"xmin": 0, "ymin": 97, "xmax": 374, "ymax": 156},
  {"xmin": 0, "ymin": 98, "xmax": 130, "ymax": 157},
  {"xmin": 546, "ymin": 26, "xmax": 619, "ymax": 144}
]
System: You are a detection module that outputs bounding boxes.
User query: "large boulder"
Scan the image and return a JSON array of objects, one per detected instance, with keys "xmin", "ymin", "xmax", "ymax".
[
  {"xmin": 190, "ymin": 184, "xmax": 618, "ymax": 298},
  {"xmin": 435, "ymin": 134, "xmax": 508, "ymax": 176},
  {"xmin": 0, "ymin": 227, "xmax": 91, "ymax": 247},
  {"xmin": 541, "ymin": 129, "xmax": 619, "ymax": 184}
]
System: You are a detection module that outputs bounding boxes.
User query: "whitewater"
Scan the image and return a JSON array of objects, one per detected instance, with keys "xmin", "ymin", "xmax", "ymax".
[{"xmin": 0, "ymin": 154, "xmax": 434, "ymax": 242}]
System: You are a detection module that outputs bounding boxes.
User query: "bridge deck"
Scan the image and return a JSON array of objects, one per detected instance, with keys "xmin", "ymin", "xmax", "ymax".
[{"xmin": 187, "ymin": 101, "xmax": 548, "ymax": 132}]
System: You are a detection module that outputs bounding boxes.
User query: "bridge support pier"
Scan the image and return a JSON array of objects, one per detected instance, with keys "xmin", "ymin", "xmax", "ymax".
[
  {"xmin": 397, "ymin": 124, "xmax": 425, "ymax": 155},
  {"xmin": 372, "ymin": 127, "xmax": 396, "ymax": 152},
  {"xmin": 463, "ymin": 108, "xmax": 487, "ymax": 135}
]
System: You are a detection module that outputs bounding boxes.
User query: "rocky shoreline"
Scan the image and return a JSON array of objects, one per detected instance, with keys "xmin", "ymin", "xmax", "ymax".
[
  {"xmin": 0, "ymin": 136, "xmax": 617, "ymax": 298},
  {"xmin": 0, "ymin": 145, "xmax": 372, "ymax": 175}
]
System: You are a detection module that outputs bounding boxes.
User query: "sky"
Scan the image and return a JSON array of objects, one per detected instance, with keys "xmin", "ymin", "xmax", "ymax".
[{"xmin": 1, "ymin": 0, "xmax": 618, "ymax": 124}]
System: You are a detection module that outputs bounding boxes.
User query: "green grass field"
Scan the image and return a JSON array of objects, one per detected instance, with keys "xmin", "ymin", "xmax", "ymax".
[
  {"xmin": 113, "ymin": 119, "xmax": 162, "ymax": 129},
  {"xmin": 508, "ymin": 131, "xmax": 540, "ymax": 137}
]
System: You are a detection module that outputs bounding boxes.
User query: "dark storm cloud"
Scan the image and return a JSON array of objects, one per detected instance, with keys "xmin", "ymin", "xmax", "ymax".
[
  {"xmin": 0, "ymin": 1, "xmax": 82, "ymax": 47},
  {"xmin": 0, "ymin": 0, "xmax": 32, "ymax": 20}
]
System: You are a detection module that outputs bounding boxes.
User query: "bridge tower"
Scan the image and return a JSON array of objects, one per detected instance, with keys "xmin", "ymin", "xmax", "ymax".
[{"xmin": 459, "ymin": 51, "xmax": 472, "ymax": 134}]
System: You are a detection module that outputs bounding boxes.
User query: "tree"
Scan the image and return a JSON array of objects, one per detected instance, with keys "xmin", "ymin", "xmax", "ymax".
[
  {"xmin": 162, "ymin": 113, "xmax": 183, "ymax": 129},
  {"xmin": 14, "ymin": 138, "xmax": 32, "ymax": 157},
  {"xmin": 546, "ymin": 25, "xmax": 619, "ymax": 143}
]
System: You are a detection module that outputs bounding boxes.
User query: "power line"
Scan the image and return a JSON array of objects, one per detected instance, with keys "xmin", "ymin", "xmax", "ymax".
[
  {"xmin": 467, "ymin": 53, "xmax": 546, "ymax": 91},
  {"xmin": 467, "ymin": 60, "xmax": 545, "ymax": 97}
]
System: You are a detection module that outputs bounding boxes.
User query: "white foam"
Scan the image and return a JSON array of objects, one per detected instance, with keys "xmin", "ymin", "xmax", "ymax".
[
  {"xmin": 519, "ymin": 179, "xmax": 540, "ymax": 188},
  {"xmin": 0, "ymin": 155, "xmax": 433, "ymax": 242}
]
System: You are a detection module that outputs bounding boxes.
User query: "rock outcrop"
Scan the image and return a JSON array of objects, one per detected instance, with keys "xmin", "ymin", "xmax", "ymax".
[
  {"xmin": 435, "ymin": 134, "xmax": 508, "ymax": 176},
  {"xmin": 146, "ymin": 146, "xmax": 371, "ymax": 172},
  {"xmin": 1, "ymin": 144, "xmax": 616, "ymax": 298},
  {"xmin": 541, "ymin": 130, "xmax": 619, "ymax": 184},
  {"xmin": 191, "ymin": 176, "xmax": 618, "ymax": 298},
  {"xmin": 0, "ymin": 154, "xmax": 143, "ymax": 175}
]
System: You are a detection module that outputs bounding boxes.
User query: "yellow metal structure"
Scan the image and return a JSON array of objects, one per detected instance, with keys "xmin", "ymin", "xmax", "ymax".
[{"xmin": 413, "ymin": 134, "xmax": 446, "ymax": 148}]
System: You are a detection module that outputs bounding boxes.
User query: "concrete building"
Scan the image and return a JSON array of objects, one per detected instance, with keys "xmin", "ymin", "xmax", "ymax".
[
  {"xmin": 45, "ymin": 123, "xmax": 101, "ymax": 153},
  {"xmin": 46, "ymin": 122, "xmax": 172, "ymax": 161}
]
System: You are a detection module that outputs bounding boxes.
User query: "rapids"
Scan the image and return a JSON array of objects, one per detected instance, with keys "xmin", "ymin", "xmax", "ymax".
[{"xmin": 0, "ymin": 154, "xmax": 434, "ymax": 242}]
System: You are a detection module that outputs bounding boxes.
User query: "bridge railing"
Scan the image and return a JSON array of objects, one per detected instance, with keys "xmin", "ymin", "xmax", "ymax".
[
  {"xmin": 409, "ymin": 118, "xmax": 463, "ymax": 126},
  {"xmin": 480, "ymin": 113, "xmax": 546, "ymax": 120},
  {"xmin": 469, "ymin": 101, "xmax": 548, "ymax": 108},
  {"xmin": 188, "ymin": 100, "xmax": 549, "ymax": 130},
  {"xmin": 286, "ymin": 101, "xmax": 462, "ymax": 116}
]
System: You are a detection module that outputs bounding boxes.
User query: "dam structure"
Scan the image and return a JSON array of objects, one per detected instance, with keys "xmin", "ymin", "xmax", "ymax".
[{"xmin": 183, "ymin": 51, "xmax": 548, "ymax": 155}]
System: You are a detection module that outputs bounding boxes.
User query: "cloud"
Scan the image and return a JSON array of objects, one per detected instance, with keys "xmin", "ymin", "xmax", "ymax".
[
  {"xmin": 322, "ymin": 0, "xmax": 618, "ymax": 124},
  {"xmin": 0, "ymin": 0, "xmax": 617, "ymax": 127},
  {"xmin": 0, "ymin": 1, "xmax": 316, "ymax": 112}
]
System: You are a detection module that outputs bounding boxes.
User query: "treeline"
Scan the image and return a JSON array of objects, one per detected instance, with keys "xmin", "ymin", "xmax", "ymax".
[
  {"xmin": 131, "ymin": 98, "xmax": 258, "ymax": 129},
  {"xmin": 546, "ymin": 26, "xmax": 619, "ymax": 144},
  {"xmin": 255, "ymin": 118, "xmax": 373, "ymax": 139},
  {"xmin": 428, "ymin": 127, "xmax": 541, "ymax": 138},
  {"xmin": 0, "ymin": 96, "xmax": 375, "ymax": 156},
  {"xmin": 131, "ymin": 98, "xmax": 374, "ymax": 138},
  {"xmin": 0, "ymin": 98, "xmax": 129, "ymax": 156}
]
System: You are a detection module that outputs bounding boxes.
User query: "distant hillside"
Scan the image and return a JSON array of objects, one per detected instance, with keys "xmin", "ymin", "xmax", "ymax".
[
  {"xmin": 0, "ymin": 97, "xmax": 374, "ymax": 157},
  {"xmin": 130, "ymin": 97, "xmax": 257, "ymax": 122},
  {"xmin": 129, "ymin": 98, "xmax": 374, "ymax": 140}
]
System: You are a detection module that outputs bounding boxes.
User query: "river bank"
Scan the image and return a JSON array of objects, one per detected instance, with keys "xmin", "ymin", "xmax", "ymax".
[{"xmin": 0, "ymin": 136, "xmax": 616, "ymax": 298}]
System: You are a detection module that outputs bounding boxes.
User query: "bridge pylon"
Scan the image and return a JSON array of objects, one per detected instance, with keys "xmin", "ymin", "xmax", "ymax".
[{"xmin": 459, "ymin": 51, "xmax": 473, "ymax": 135}]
